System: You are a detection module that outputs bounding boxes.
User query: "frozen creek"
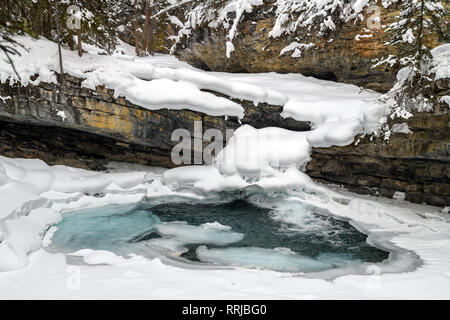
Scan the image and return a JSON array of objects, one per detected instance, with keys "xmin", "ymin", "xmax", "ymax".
[
  {"xmin": 0, "ymin": 157, "xmax": 449, "ymax": 299},
  {"xmin": 46, "ymin": 195, "xmax": 389, "ymax": 274}
]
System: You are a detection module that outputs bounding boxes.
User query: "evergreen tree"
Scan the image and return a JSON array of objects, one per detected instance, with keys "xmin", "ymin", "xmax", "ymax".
[{"xmin": 382, "ymin": 0, "xmax": 449, "ymax": 109}]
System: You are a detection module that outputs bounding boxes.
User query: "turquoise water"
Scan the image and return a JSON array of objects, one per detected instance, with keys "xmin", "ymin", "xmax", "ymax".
[{"xmin": 47, "ymin": 197, "xmax": 389, "ymax": 273}]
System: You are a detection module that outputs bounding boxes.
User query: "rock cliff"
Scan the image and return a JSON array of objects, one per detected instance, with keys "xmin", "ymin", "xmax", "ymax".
[
  {"xmin": 306, "ymin": 101, "xmax": 449, "ymax": 207},
  {"xmin": 174, "ymin": 3, "xmax": 443, "ymax": 92}
]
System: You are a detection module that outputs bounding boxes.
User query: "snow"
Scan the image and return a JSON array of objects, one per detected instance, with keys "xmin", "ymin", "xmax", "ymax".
[
  {"xmin": 355, "ymin": 34, "xmax": 373, "ymax": 41},
  {"xmin": 69, "ymin": 249, "xmax": 126, "ymax": 265},
  {"xmin": 392, "ymin": 191, "xmax": 406, "ymax": 201},
  {"xmin": 402, "ymin": 28, "xmax": 415, "ymax": 44},
  {"xmin": 55, "ymin": 109, "xmax": 68, "ymax": 122},
  {"xmin": 280, "ymin": 42, "xmax": 315, "ymax": 57},
  {"xmin": 0, "ymin": 95, "xmax": 11, "ymax": 103},
  {"xmin": 214, "ymin": 125, "xmax": 311, "ymax": 178},
  {"xmin": 268, "ymin": 0, "xmax": 370, "ymax": 39},
  {"xmin": 200, "ymin": 222, "xmax": 232, "ymax": 231},
  {"xmin": 430, "ymin": 44, "xmax": 450, "ymax": 80},
  {"xmin": 391, "ymin": 122, "xmax": 412, "ymax": 134},
  {"xmin": 353, "ymin": 0, "xmax": 370, "ymax": 13},
  {"xmin": 441, "ymin": 96, "xmax": 450, "ymax": 106},
  {"xmin": 226, "ymin": 41, "xmax": 235, "ymax": 59}
]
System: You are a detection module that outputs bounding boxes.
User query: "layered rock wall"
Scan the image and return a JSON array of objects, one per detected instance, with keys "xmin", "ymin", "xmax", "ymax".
[
  {"xmin": 306, "ymin": 102, "xmax": 449, "ymax": 206},
  {"xmin": 174, "ymin": 3, "xmax": 444, "ymax": 92}
]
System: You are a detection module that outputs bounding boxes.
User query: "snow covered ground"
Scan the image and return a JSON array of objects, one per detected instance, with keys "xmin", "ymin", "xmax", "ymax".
[{"xmin": 1, "ymin": 36, "xmax": 450, "ymax": 299}]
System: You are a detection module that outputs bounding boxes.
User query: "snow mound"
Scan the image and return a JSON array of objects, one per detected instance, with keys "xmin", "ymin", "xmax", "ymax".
[{"xmin": 0, "ymin": 155, "xmax": 149, "ymax": 271}]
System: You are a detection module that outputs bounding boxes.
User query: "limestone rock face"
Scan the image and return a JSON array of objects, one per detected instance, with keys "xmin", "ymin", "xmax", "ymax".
[
  {"xmin": 0, "ymin": 74, "xmax": 308, "ymax": 170},
  {"xmin": 174, "ymin": 4, "xmax": 442, "ymax": 92},
  {"xmin": 306, "ymin": 102, "xmax": 449, "ymax": 207}
]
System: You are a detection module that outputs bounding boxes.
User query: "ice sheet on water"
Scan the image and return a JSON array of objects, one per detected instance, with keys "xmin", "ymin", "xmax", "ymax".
[
  {"xmin": 46, "ymin": 204, "xmax": 161, "ymax": 257},
  {"xmin": 145, "ymin": 221, "xmax": 243, "ymax": 257},
  {"xmin": 155, "ymin": 221, "xmax": 244, "ymax": 245},
  {"xmin": 146, "ymin": 238, "xmax": 188, "ymax": 256},
  {"xmin": 196, "ymin": 246, "xmax": 333, "ymax": 273}
]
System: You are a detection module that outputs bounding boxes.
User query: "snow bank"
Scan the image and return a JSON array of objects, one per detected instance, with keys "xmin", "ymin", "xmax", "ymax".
[
  {"xmin": 69, "ymin": 249, "xmax": 126, "ymax": 265},
  {"xmin": 164, "ymin": 98, "xmax": 384, "ymax": 189},
  {"xmin": 0, "ymin": 156, "xmax": 149, "ymax": 271},
  {"xmin": 1, "ymin": 36, "xmax": 449, "ymax": 299}
]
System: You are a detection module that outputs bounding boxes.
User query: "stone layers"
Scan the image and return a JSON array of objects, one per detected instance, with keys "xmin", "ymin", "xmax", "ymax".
[
  {"xmin": 306, "ymin": 102, "xmax": 449, "ymax": 207},
  {"xmin": 174, "ymin": 3, "xmax": 444, "ymax": 92}
]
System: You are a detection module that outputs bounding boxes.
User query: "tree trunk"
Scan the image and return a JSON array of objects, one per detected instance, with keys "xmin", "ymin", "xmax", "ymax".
[
  {"xmin": 31, "ymin": 2, "xmax": 41, "ymax": 35},
  {"xmin": 55, "ymin": 4, "xmax": 64, "ymax": 75},
  {"xmin": 67, "ymin": 31, "xmax": 75, "ymax": 51},
  {"xmin": 134, "ymin": 0, "xmax": 140, "ymax": 56},
  {"xmin": 149, "ymin": 6, "xmax": 154, "ymax": 56},
  {"xmin": 43, "ymin": 8, "xmax": 52, "ymax": 39},
  {"xmin": 144, "ymin": 0, "xmax": 151, "ymax": 54},
  {"xmin": 77, "ymin": 29, "xmax": 83, "ymax": 57},
  {"xmin": 417, "ymin": 0, "xmax": 425, "ymax": 67}
]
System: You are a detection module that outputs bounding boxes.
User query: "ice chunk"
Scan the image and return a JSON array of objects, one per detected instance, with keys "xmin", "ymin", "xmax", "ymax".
[
  {"xmin": 155, "ymin": 221, "xmax": 244, "ymax": 246},
  {"xmin": 200, "ymin": 222, "xmax": 232, "ymax": 231},
  {"xmin": 146, "ymin": 238, "xmax": 188, "ymax": 256}
]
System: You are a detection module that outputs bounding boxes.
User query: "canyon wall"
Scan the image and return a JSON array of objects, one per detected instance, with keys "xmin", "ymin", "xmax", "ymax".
[{"xmin": 0, "ymin": 74, "xmax": 448, "ymax": 206}]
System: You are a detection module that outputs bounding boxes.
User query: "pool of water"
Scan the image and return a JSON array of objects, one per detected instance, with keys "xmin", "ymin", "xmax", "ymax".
[{"xmin": 46, "ymin": 196, "xmax": 389, "ymax": 273}]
